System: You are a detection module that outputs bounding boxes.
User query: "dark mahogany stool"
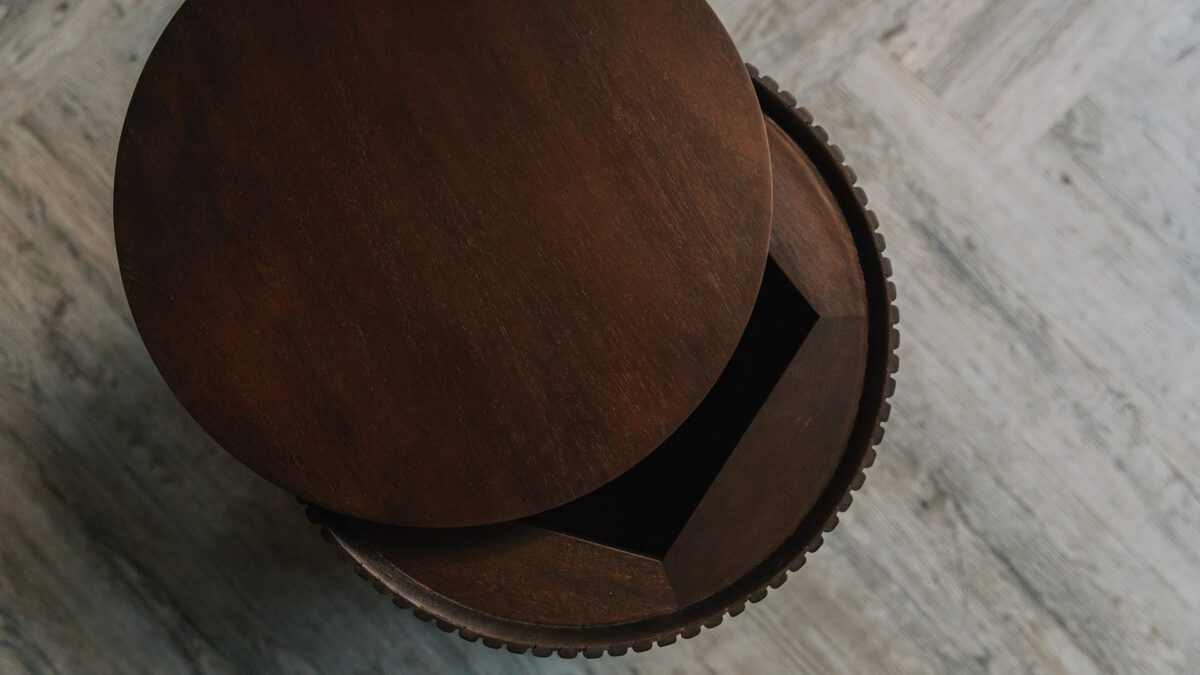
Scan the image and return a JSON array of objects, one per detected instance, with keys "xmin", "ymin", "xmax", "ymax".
[{"xmin": 114, "ymin": 0, "xmax": 897, "ymax": 657}]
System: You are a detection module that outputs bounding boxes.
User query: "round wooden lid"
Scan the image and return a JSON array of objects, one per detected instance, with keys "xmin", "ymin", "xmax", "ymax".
[
  {"xmin": 114, "ymin": 0, "xmax": 772, "ymax": 526},
  {"xmin": 304, "ymin": 72, "xmax": 901, "ymax": 653}
]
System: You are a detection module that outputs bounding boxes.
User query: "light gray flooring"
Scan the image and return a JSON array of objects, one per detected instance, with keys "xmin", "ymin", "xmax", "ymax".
[{"xmin": 2, "ymin": 0, "xmax": 1198, "ymax": 672}]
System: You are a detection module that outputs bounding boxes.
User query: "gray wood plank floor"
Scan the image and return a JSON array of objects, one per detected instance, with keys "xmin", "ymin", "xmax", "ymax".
[{"xmin": 2, "ymin": 1, "xmax": 1197, "ymax": 672}]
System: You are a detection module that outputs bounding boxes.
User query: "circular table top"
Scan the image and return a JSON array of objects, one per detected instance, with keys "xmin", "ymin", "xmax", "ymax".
[
  {"xmin": 304, "ymin": 74, "xmax": 901, "ymax": 652},
  {"xmin": 115, "ymin": 0, "xmax": 772, "ymax": 526}
]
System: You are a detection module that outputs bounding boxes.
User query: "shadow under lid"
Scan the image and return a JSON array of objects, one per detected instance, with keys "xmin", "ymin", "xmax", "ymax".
[{"xmin": 528, "ymin": 256, "xmax": 817, "ymax": 559}]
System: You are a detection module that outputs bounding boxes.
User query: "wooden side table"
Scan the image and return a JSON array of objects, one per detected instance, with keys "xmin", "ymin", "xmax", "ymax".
[{"xmin": 114, "ymin": 0, "xmax": 897, "ymax": 656}]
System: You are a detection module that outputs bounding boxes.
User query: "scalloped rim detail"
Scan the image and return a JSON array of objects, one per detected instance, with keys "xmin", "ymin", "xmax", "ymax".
[{"xmin": 304, "ymin": 65, "xmax": 899, "ymax": 657}]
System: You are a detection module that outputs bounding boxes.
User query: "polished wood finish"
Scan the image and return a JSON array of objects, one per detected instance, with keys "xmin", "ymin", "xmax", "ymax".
[
  {"xmin": 322, "ymin": 516, "xmax": 679, "ymax": 629},
  {"xmin": 308, "ymin": 78, "xmax": 898, "ymax": 652},
  {"xmin": 113, "ymin": 0, "xmax": 772, "ymax": 527},
  {"xmin": 764, "ymin": 120, "xmax": 871, "ymax": 319},
  {"xmin": 664, "ymin": 119, "xmax": 869, "ymax": 603},
  {"xmin": 10, "ymin": 0, "xmax": 1200, "ymax": 669},
  {"xmin": 111, "ymin": 0, "xmax": 894, "ymax": 656}
]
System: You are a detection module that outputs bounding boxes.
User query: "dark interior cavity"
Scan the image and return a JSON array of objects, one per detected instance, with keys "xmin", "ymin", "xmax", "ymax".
[{"xmin": 527, "ymin": 257, "xmax": 817, "ymax": 559}]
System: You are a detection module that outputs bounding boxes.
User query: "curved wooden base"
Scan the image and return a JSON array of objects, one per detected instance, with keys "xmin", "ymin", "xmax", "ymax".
[{"xmin": 305, "ymin": 69, "xmax": 899, "ymax": 656}]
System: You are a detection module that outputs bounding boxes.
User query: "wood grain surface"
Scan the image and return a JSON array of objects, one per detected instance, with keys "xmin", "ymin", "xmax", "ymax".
[
  {"xmin": 113, "ymin": 0, "xmax": 772, "ymax": 527},
  {"xmin": 308, "ymin": 99, "xmax": 888, "ymax": 650},
  {"xmin": 661, "ymin": 118, "xmax": 871, "ymax": 607},
  {"xmin": 2, "ymin": 0, "xmax": 1199, "ymax": 673}
]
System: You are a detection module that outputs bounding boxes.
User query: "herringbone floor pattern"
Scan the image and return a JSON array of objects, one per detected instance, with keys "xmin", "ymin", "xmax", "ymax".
[{"xmin": 2, "ymin": 1, "xmax": 1197, "ymax": 672}]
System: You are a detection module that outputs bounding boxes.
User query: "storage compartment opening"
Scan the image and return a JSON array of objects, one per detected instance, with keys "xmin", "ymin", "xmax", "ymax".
[{"xmin": 527, "ymin": 256, "xmax": 817, "ymax": 559}]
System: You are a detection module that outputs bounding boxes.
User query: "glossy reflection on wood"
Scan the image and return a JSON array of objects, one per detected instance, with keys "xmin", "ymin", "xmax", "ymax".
[{"xmin": 113, "ymin": 0, "xmax": 773, "ymax": 527}]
